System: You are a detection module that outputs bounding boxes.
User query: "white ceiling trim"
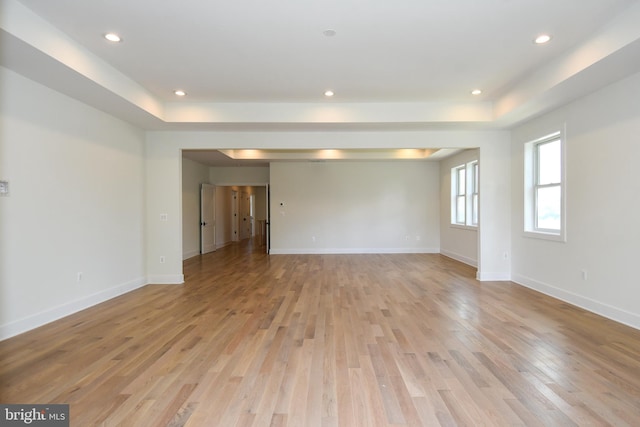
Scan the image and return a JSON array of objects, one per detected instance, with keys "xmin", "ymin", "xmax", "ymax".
[
  {"xmin": 2, "ymin": 0, "xmax": 640, "ymax": 131},
  {"xmin": 218, "ymin": 148, "xmax": 440, "ymax": 161},
  {"xmin": 0, "ymin": 0, "xmax": 163, "ymax": 118},
  {"xmin": 494, "ymin": 0, "xmax": 640, "ymax": 125},
  {"xmin": 163, "ymin": 101, "xmax": 494, "ymax": 125}
]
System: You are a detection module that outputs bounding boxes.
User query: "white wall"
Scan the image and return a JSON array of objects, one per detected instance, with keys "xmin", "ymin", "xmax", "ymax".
[
  {"xmin": 0, "ymin": 67, "xmax": 147, "ymax": 339},
  {"xmin": 269, "ymin": 161, "xmax": 440, "ymax": 253},
  {"xmin": 254, "ymin": 186, "xmax": 267, "ymax": 221},
  {"xmin": 209, "ymin": 166, "xmax": 269, "ymax": 184},
  {"xmin": 146, "ymin": 140, "xmax": 183, "ymax": 284},
  {"xmin": 439, "ymin": 149, "xmax": 479, "ymax": 267},
  {"xmin": 511, "ymin": 71, "xmax": 640, "ymax": 329},
  {"xmin": 477, "ymin": 139, "xmax": 512, "ymax": 280},
  {"xmin": 214, "ymin": 186, "xmax": 234, "ymax": 247},
  {"xmin": 181, "ymin": 157, "xmax": 210, "ymax": 260}
]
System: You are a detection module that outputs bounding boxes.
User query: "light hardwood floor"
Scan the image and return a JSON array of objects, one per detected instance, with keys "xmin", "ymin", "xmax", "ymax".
[{"xmin": 2, "ymin": 240, "xmax": 640, "ymax": 426}]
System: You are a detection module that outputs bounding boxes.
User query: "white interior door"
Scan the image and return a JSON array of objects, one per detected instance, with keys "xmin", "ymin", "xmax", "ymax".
[{"xmin": 200, "ymin": 183, "xmax": 216, "ymax": 254}]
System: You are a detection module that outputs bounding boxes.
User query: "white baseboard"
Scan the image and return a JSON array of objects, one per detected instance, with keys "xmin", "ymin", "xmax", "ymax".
[
  {"xmin": 440, "ymin": 250, "xmax": 477, "ymax": 267},
  {"xmin": 183, "ymin": 249, "xmax": 200, "ymax": 260},
  {"xmin": 269, "ymin": 247, "xmax": 440, "ymax": 255},
  {"xmin": 513, "ymin": 274, "xmax": 640, "ymax": 331},
  {"xmin": 147, "ymin": 274, "xmax": 184, "ymax": 285},
  {"xmin": 216, "ymin": 241, "xmax": 233, "ymax": 249},
  {"xmin": 0, "ymin": 277, "xmax": 147, "ymax": 341},
  {"xmin": 476, "ymin": 271, "xmax": 511, "ymax": 281},
  {"xmin": 183, "ymin": 241, "xmax": 234, "ymax": 260}
]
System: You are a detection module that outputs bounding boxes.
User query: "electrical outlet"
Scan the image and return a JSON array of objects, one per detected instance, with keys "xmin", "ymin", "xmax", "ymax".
[
  {"xmin": 581, "ymin": 270, "xmax": 588, "ymax": 280},
  {"xmin": 77, "ymin": 272, "xmax": 83, "ymax": 282},
  {"xmin": 160, "ymin": 256, "xmax": 166, "ymax": 264}
]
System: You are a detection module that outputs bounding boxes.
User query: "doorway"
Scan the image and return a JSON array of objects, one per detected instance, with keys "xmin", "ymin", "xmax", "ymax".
[{"xmin": 221, "ymin": 186, "xmax": 268, "ymax": 251}]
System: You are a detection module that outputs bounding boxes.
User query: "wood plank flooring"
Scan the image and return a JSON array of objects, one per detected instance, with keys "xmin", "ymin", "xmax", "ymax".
[{"xmin": 2, "ymin": 240, "xmax": 640, "ymax": 426}]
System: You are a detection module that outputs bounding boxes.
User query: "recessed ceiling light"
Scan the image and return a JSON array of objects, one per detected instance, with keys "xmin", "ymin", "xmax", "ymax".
[
  {"xmin": 471, "ymin": 89, "xmax": 482, "ymax": 96},
  {"xmin": 104, "ymin": 33, "xmax": 121, "ymax": 42},
  {"xmin": 534, "ymin": 34, "xmax": 551, "ymax": 44},
  {"xmin": 174, "ymin": 90, "xmax": 186, "ymax": 97},
  {"xmin": 324, "ymin": 90, "xmax": 334, "ymax": 97},
  {"xmin": 323, "ymin": 29, "xmax": 337, "ymax": 37}
]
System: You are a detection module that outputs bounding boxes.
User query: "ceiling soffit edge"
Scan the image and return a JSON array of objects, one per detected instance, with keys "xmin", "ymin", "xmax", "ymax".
[{"xmin": 2, "ymin": 0, "xmax": 640, "ymax": 131}]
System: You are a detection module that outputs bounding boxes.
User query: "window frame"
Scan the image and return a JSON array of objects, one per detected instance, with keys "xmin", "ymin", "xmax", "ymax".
[
  {"xmin": 524, "ymin": 130, "xmax": 566, "ymax": 241},
  {"xmin": 451, "ymin": 160, "xmax": 479, "ymax": 229},
  {"xmin": 453, "ymin": 165, "xmax": 466, "ymax": 225}
]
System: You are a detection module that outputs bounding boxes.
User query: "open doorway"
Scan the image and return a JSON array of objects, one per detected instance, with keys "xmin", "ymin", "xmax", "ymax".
[
  {"xmin": 182, "ymin": 152, "xmax": 271, "ymax": 261},
  {"xmin": 205, "ymin": 185, "xmax": 268, "ymax": 254}
]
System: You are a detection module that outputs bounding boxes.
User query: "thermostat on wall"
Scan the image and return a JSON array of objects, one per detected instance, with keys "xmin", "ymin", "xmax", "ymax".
[{"xmin": 0, "ymin": 180, "xmax": 8, "ymax": 196}]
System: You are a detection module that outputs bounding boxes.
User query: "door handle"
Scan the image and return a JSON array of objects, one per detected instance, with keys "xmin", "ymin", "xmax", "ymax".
[{"xmin": 201, "ymin": 221, "xmax": 207, "ymax": 226}]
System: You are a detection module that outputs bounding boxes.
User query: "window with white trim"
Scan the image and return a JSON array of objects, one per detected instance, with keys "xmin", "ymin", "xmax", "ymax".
[
  {"xmin": 451, "ymin": 160, "xmax": 479, "ymax": 227},
  {"xmin": 524, "ymin": 131, "xmax": 565, "ymax": 240},
  {"xmin": 471, "ymin": 161, "xmax": 479, "ymax": 226},
  {"xmin": 453, "ymin": 165, "xmax": 466, "ymax": 224}
]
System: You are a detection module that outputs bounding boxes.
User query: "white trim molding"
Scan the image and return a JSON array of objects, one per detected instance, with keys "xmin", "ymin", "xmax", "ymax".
[
  {"xmin": 440, "ymin": 250, "xmax": 477, "ymax": 268},
  {"xmin": 0, "ymin": 277, "xmax": 147, "ymax": 341},
  {"xmin": 513, "ymin": 274, "xmax": 640, "ymax": 331},
  {"xmin": 147, "ymin": 274, "xmax": 185, "ymax": 285},
  {"xmin": 182, "ymin": 250, "xmax": 200, "ymax": 260},
  {"xmin": 269, "ymin": 247, "xmax": 440, "ymax": 255},
  {"xmin": 476, "ymin": 271, "xmax": 512, "ymax": 281}
]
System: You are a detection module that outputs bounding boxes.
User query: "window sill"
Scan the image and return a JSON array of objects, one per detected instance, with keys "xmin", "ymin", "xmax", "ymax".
[
  {"xmin": 450, "ymin": 224, "xmax": 478, "ymax": 231},
  {"xmin": 523, "ymin": 230, "xmax": 566, "ymax": 242}
]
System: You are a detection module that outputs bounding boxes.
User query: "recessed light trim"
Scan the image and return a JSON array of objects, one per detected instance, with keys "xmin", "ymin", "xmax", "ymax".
[
  {"xmin": 534, "ymin": 34, "xmax": 551, "ymax": 44},
  {"xmin": 471, "ymin": 89, "xmax": 482, "ymax": 96},
  {"xmin": 104, "ymin": 33, "xmax": 121, "ymax": 42},
  {"xmin": 324, "ymin": 90, "xmax": 334, "ymax": 97},
  {"xmin": 323, "ymin": 29, "xmax": 337, "ymax": 37},
  {"xmin": 174, "ymin": 90, "xmax": 186, "ymax": 97}
]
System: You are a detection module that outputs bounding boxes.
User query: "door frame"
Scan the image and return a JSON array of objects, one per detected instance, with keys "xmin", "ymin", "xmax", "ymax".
[
  {"xmin": 231, "ymin": 190, "xmax": 239, "ymax": 242},
  {"xmin": 200, "ymin": 183, "xmax": 216, "ymax": 254},
  {"xmin": 203, "ymin": 183, "xmax": 270, "ymax": 252}
]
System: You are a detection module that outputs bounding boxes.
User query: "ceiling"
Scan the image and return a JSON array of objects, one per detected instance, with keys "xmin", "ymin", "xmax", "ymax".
[
  {"xmin": 182, "ymin": 148, "xmax": 463, "ymax": 167},
  {"xmin": 2, "ymin": 0, "xmax": 640, "ymax": 165}
]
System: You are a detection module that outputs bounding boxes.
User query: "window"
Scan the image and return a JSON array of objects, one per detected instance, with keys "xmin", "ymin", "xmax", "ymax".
[
  {"xmin": 451, "ymin": 160, "xmax": 479, "ymax": 227},
  {"xmin": 453, "ymin": 165, "xmax": 466, "ymax": 224},
  {"xmin": 471, "ymin": 161, "xmax": 479, "ymax": 226},
  {"xmin": 524, "ymin": 131, "xmax": 565, "ymax": 240}
]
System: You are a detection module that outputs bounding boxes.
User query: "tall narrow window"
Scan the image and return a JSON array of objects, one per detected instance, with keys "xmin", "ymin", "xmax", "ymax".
[
  {"xmin": 535, "ymin": 138, "xmax": 561, "ymax": 231},
  {"xmin": 451, "ymin": 160, "xmax": 479, "ymax": 227},
  {"xmin": 471, "ymin": 161, "xmax": 479, "ymax": 226},
  {"xmin": 454, "ymin": 165, "xmax": 466, "ymax": 224},
  {"xmin": 524, "ymin": 130, "xmax": 565, "ymax": 240}
]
